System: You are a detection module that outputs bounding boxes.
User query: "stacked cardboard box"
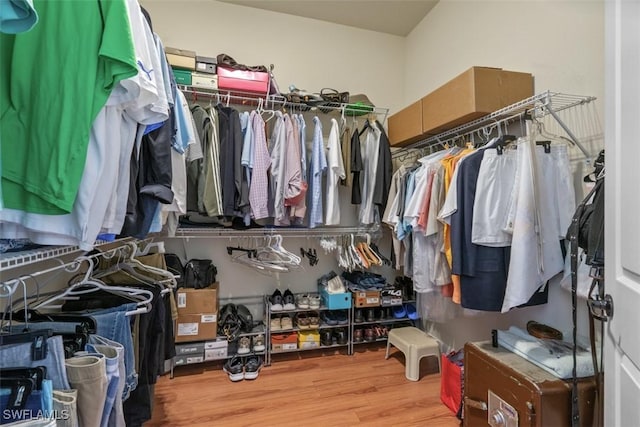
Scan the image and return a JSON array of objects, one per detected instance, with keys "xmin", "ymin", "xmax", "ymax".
[{"xmin": 175, "ymin": 284, "xmax": 219, "ymax": 343}]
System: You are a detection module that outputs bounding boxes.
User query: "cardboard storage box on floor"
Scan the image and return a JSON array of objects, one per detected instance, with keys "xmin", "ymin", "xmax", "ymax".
[
  {"xmin": 175, "ymin": 313, "xmax": 217, "ymax": 343},
  {"xmin": 175, "ymin": 284, "xmax": 219, "ymax": 343},
  {"xmin": 388, "ymin": 100, "xmax": 423, "ymax": 147},
  {"xmin": 352, "ymin": 290, "xmax": 381, "ymax": 308},
  {"xmin": 421, "ymin": 66, "xmax": 534, "ymax": 135}
]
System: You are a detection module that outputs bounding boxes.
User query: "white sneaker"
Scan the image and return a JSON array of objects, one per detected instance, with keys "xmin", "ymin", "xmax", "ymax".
[{"xmin": 237, "ymin": 336, "xmax": 251, "ymax": 355}]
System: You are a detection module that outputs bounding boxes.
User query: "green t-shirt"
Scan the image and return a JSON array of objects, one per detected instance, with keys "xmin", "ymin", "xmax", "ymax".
[{"xmin": 0, "ymin": 0, "xmax": 137, "ymax": 214}]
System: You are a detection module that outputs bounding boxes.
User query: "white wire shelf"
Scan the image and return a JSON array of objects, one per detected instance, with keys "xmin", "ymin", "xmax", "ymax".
[
  {"xmin": 392, "ymin": 90, "xmax": 597, "ymax": 157},
  {"xmin": 178, "ymin": 84, "xmax": 389, "ymax": 118}
]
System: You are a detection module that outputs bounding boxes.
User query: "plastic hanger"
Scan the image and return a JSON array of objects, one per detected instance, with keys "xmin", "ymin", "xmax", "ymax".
[{"xmin": 32, "ymin": 257, "xmax": 153, "ymax": 316}]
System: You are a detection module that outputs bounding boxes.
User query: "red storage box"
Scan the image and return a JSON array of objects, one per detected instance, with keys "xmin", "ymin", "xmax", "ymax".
[{"xmin": 217, "ymin": 66, "xmax": 269, "ymax": 94}]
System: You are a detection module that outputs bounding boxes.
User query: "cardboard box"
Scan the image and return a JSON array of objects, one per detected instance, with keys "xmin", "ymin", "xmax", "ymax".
[
  {"xmin": 319, "ymin": 287, "xmax": 352, "ymax": 310},
  {"xmin": 381, "ymin": 289, "xmax": 403, "ymax": 307},
  {"xmin": 176, "ymin": 284, "xmax": 219, "ymax": 316},
  {"xmin": 353, "ymin": 290, "xmax": 381, "ymax": 308},
  {"xmin": 165, "ymin": 47, "xmax": 196, "ymax": 70},
  {"xmin": 298, "ymin": 330, "xmax": 320, "ymax": 343},
  {"xmin": 271, "ymin": 332, "xmax": 298, "ymax": 352},
  {"xmin": 204, "ymin": 339, "xmax": 228, "ymax": 361},
  {"xmin": 191, "ymin": 73, "xmax": 218, "ymax": 90},
  {"xmin": 388, "ymin": 100, "xmax": 424, "ymax": 147},
  {"xmin": 217, "ymin": 66, "xmax": 269, "ymax": 94},
  {"xmin": 172, "ymin": 69, "xmax": 192, "ymax": 86},
  {"xmin": 195, "ymin": 55, "xmax": 217, "ymax": 74},
  {"xmin": 175, "ymin": 342, "xmax": 205, "ymax": 355},
  {"xmin": 174, "ymin": 354, "xmax": 204, "ymax": 366},
  {"xmin": 175, "ymin": 313, "xmax": 217, "ymax": 343},
  {"xmin": 421, "ymin": 67, "xmax": 534, "ymax": 135}
]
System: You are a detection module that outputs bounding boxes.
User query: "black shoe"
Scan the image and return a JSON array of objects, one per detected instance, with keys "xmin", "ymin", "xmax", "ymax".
[
  {"xmin": 366, "ymin": 308, "xmax": 375, "ymax": 322},
  {"xmin": 377, "ymin": 308, "xmax": 386, "ymax": 321},
  {"xmin": 322, "ymin": 311, "xmax": 338, "ymax": 325},
  {"xmin": 333, "ymin": 328, "xmax": 348, "ymax": 345},
  {"xmin": 354, "ymin": 309, "xmax": 364, "ymax": 323},
  {"xmin": 223, "ymin": 356, "xmax": 244, "ymax": 382},
  {"xmin": 282, "ymin": 289, "xmax": 296, "ymax": 310},
  {"xmin": 244, "ymin": 356, "xmax": 263, "ymax": 380},
  {"xmin": 270, "ymin": 289, "xmax": 283, "ymax": 311},
  {"xmin": 335, "ymin": 310, "xmax": 348, "ymax": 325},
  {"xmin": 320, "ymin": 330, "xmax": 333, "ymax": 346}
]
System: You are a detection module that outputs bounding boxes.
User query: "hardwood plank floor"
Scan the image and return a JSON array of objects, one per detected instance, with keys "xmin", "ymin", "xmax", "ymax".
[{"xmin": 148, "ymin": 343, "xmax": 461, "ymax": 426}]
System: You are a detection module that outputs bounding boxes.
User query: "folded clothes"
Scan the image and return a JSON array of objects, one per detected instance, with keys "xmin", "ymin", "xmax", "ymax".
[
  {"xmin": 497, "ymin": 326, "xmax": 594, "ymax": 379},
  {"xmin": 342, "ymin": 271, "xmax": 386, "ymax": 291}
]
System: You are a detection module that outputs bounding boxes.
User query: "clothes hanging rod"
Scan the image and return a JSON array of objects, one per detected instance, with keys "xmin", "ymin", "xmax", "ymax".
[
  {"xmin": 391, "ymin": 90, "xmax": 596, "ymax": 158},
  {"xmin": 178, "ymin": 85, "xmax": 389, "ymax": 117},
  {"xmin": 173, "ymin": 226, "xmax": 376, "ymax": 239}
]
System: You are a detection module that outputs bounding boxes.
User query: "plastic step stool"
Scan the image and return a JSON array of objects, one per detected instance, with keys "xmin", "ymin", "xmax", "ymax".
[{"xmin": 385, "ymin": 326, "xmax": 440, "ymax": 381}]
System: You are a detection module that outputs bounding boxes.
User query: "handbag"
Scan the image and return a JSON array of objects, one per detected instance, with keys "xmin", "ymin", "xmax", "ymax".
[
  {"xmin": 217, "ymin": 303, "xmax": 254, "ymax": 340},
  {"xmin": 183, "ymin": 259, "xmax": 217, "ymax": 289},
  {"xmin": 163, "ymin": 253, "xmax": 184, "ymax": 288}
]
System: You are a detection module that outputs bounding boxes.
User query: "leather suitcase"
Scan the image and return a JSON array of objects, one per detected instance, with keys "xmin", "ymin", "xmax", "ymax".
[{"xmin": 464, "ymin": 341, "xmax": 596, "ymax": 427}]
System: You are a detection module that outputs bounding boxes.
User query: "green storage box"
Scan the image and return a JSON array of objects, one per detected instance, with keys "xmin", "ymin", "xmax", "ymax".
[{"xmin": 172, "ymin": 68, "xmax": 192, "ymax": 85}]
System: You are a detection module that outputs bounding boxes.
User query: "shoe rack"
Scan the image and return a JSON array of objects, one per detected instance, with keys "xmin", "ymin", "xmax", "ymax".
[
  {"xmin": 265, "ymin": 292, "xmax": 352, "ymax": 366},
  {"xmin": 350, "ymin": 296, "xmax": 420, "ymax": 350}
]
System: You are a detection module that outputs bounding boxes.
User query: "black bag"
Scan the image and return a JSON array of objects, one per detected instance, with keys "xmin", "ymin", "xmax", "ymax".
[
  {"xmin": 163, "ymin": 253, "xmax": 184, "ymax": 288},
  {"xmin": 183, "ymin": 259, "xmax": 217, "ymax": 289},
  {"xmin": 569, "ymin": 149, "xmax": 605, "ymax": 266},
  {"xmin": 217, "ymin": 303, "xmax": 254, "ymax": 340}
]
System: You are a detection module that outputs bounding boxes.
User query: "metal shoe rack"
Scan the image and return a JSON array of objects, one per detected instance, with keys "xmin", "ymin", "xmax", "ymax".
[
  {"xmin": 265, "ymin": 293, "xmax": 352, "ymax": 366},
  {"xmin": 350, "ymin": 298, "xmax": 419, "ymax": 348}
]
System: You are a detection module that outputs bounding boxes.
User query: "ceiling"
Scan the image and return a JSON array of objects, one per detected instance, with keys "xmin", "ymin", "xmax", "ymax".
[{"xmin": 217, "ymin": 0, "xmax": 439, "ymax": 37}]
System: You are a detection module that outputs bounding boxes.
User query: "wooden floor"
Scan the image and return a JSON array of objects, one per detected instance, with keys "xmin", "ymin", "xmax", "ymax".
[{"xmin": 148, "ymin": 343, "xmax": 461, "ymax": 427}]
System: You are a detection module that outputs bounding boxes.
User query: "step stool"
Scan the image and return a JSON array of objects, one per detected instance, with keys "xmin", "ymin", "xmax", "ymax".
[{"xmin": 385, "ymin": 326, "xmax": 440, "ymax": 381}]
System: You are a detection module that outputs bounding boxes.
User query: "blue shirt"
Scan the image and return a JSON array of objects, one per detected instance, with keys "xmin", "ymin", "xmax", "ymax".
[{"xmin": 309, "ymin": 117, "xmax": 327, "ymax": 228}]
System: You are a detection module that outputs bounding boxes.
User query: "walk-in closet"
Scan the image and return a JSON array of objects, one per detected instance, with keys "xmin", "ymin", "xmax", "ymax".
[{"xmin": 2, "ymin": 0, "xmax": 638, "ymax": 426}]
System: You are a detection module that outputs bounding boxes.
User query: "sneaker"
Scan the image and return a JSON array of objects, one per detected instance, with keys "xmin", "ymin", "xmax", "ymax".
[
  {"xmin": 321, "ymin": 311, "xmax": 338, "ymax": 326},
  {"xmin": 280, "ymin": 314, "xmax": 293, "ymax": 330},
  {"xmin": 270, "ymin": 316, "xmax": 281, "ymax": 331},
  {"xmin": 333, "ymin": 328, "xmax": 347, "ymax": 345},
  {"xmin": 237, "ymin": 336, "xmax": 251, "ymax": 355},
  {"xmin": 366, "ymin": 308, "xmax": 375, "ymax": 322},
  {"xmin": 295, "ymin": 312, "xmax": 310, "ymax": 329},
  {"xmin": 253, "ymin": 334, "xmax": 266, "ymax": 352},
  {"xmin": 296, "ymin": 294, "xmax": 309, "ymax": 309},
  {"xmin": 335, "ymin": 310, "xmax": 348, "ymax": 325},
  {"xmin": 308, "ymin": 294, "xmax": 321, "ymax": 309},
  {"xmin": 223, "ymin": 356, "xmax": 244, "ymax": 382},
  {"xmin": 244, "ymin": 356, "xmax": 263, "ymax": 380},
  {"xmin": 354, "ymin": 309, "xmax": 364, "ymax": 323},
  {"xmin": 270, "ymin": 289, "xmax": 283, "ymax": 311},
  {"xmin": 405, "ymin": 303, "xmax": 418, "ymax": 320},
  {"xmin": 393, "ymin": 305, "xmax": 407, "ymax": 319},
  {"xmin": 320, "ymin": 330, "xmax": 333, "ymax": 346},
  {"xmin": 308, "ymin": 312, "xmax": 320, "ymax": 329},
  {"xmin": 283, "ymin": 289, "xmax": 296, "ymax": 310}
]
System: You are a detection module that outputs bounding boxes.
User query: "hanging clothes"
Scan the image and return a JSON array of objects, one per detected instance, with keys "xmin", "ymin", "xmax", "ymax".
[
  {"xmin": 350, "ymin": 129, "xmax": 363, "ymax": 205},
  {"xmin": 269, "ymin": 111, "xmax": 287, "ymax": 225},
  {"xmin": 325, "ymin": 118, "xmax": 345, "ymax": 225},
  {"xmin": 249, "ymin": 112, "xmax": 271, "ymax": 220},
  {"xmin": 308, "ymin": 117, "xmax": 327, "ymax": 228},
  {"xmin": 358, "ymin": 121, "xmax": 381, "ymax": 224}
]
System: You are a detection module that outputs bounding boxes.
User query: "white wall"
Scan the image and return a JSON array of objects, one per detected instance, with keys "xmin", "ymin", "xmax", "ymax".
[
  {"xmin": 403, "ymin": 0, "xmax": 605, "ymax": 350},
  {"xmin": 140, "ymin": 0, "xmax": 406, "ymax": 114}
]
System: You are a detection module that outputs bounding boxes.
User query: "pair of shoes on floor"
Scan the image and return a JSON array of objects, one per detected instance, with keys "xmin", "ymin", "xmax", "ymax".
[
  {"xmin": 270, "ymin": 289, "xmax": 296, "ymax": 311},
  {"xmin": 223, "ymin": 355, "xmax": 263, "ymax": 381},
  {"xmin": 237, "ymin": 334, "xmax": 266, "ymax": 354}
]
